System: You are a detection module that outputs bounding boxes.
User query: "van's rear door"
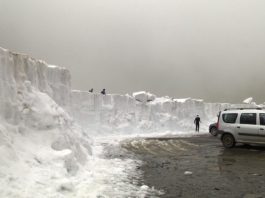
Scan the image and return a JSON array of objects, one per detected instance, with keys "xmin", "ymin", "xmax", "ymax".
[{"xmin": 258, "ymin": 113, "xmax": 265, "ymax": 142}]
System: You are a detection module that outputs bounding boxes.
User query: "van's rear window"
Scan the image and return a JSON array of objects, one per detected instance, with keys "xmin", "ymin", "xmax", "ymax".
[
  {"xmin": 222, "ymin": 113, "xmax": 238, "ymax": 123},
  {"xmin": 260, "ymin": 113, "xmax": 265, "ymax": 126}
]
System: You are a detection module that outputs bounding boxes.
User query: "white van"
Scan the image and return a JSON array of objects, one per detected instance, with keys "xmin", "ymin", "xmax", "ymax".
[{"xmin": 217, "ymin": 108, "xmax": 265, "ymax": 148}]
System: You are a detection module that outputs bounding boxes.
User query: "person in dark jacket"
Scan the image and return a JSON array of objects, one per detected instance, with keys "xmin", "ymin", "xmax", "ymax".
[
  {"xmin": 194, "ymin": 115, "xmax": 201, "ymax": 132},
  {"xmin": 89, "ymin": 88, "xmax": 93, "ymax": 93},
  {"xmin": 101, "ymin": 89, "xmax": 106, "ymax": 95}
]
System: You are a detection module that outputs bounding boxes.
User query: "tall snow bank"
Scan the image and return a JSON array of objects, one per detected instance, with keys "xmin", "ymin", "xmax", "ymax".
[
  {"xmin": 71, "ymin": 90, "xmax": 137, "ymax": 131},
  {"xmin": 0, "ymin": 47, "xmax": 92, "ymax": 197},
  {"xmin": 0, "ymin": 47, "xmax": 71, "ymax": 109},
  {"xmin": 70, "ymin": 92, "xmax": 227, "ymax": 134},
  {"xmin": 71, "ymin": 90, "xmax": 261, "ymax": 135}
]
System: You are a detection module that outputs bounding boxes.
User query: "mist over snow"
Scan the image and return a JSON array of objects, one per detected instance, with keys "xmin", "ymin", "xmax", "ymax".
[
  {"xmin": 0, "ymin": 47, "xmax": 263, "ymax": 197},
  {"xmin": 1, "ymin": 0, "xmax": 265, "ymax": 103}
]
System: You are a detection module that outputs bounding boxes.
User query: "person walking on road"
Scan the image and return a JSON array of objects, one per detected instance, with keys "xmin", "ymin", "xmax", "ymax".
[{"xmin": 194, "ymin": 115, "xmax": 201, "ymax": 132}]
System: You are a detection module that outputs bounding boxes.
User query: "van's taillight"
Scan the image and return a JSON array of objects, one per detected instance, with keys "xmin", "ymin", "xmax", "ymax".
[{"xmin": 217, "ymin": 112, "xmax": 220, "ymax": 130}]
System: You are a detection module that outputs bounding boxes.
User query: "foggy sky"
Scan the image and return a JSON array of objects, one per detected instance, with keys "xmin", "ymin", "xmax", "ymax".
[{"xmin": 0, "ymin": 0, "xmax": 265, "ymax": 103}]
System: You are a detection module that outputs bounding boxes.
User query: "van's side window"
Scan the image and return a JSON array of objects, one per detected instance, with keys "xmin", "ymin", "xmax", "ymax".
[
  {"xmin": 260, "ymin": 113, "xmax": 265, "ymax": 125},
  {"xmin": 240, "ymin": 113, "xmax": 257, "ymax": 125},
  {"xmin": 222, "ymin": 113, "xmax": 238, "ymax": 123}
]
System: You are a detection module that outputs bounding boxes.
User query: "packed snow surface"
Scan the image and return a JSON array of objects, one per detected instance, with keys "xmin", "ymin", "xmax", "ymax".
[{"xmin": 0, "ymin": 47, "xmax": 262, "ymax": 197}]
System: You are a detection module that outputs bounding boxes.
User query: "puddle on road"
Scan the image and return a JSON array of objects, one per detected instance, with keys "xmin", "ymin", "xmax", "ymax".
[
  {"xmin": 121, "ymin": 138, "xmax": 199, "ymax": 156},
  {"xmin": 121, "ymin": 136, "xmax": 265, "ymax": 198},
  {"xmin": 218, "ymin": 146, "xmax": 265, "ymax": 177}
]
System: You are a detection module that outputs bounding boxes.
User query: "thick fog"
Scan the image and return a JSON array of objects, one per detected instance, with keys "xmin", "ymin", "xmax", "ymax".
[{"xmin": 0, "ymin": 0, "xmax": 265, "ymax": 103}]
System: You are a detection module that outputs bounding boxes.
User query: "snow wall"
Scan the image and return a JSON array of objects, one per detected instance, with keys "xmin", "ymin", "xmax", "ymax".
[
  {"xmin": 0, "ymin": 48, "xmax": 71, "ymax": 110},
  {"xmin": 0, "ymin": 47, "xmax": 93, "ymax": 197},
  {"xmin": 71, "ymin": 91, "xmax": 258, "ymax": 135}
]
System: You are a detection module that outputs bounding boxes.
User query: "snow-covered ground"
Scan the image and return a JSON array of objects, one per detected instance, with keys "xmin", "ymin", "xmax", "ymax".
[{"xmin": 0, "ymin": 47, "xmax": 262, "ymax": 197}]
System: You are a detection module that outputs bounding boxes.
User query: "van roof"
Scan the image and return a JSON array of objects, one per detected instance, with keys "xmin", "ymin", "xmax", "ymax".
[
  {"xmin": 222, "ymin": 108, "xmax": 265, "ymax": 113},
  {"xmin": 224, "ymin": 108, "xmax": 264, "ymax": 111}
]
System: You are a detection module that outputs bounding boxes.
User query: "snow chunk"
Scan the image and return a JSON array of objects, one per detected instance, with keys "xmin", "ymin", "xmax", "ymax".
[
  {"xmin": 174, "ymin": 98, "xmax": 191, "ymax": 103},
  {"xmin": 140, "ymin": 185, "xmax": 149, "ymax": 190},
  {"xmin": 184, "ymin": 171, "xmax": 193, "ymax": 175},
  {"xmin": 243, "ymin": 97, "xmax": 253, "ymax": 104},
  {"xmin": 133, "ymin": 91, "xmax": 156, "ymax": 103}
]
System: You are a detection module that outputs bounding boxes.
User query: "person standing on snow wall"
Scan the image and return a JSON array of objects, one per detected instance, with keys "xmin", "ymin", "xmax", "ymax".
[
  {"xmin": 101, "ymin": 89, "xmax": 106, "ymax": 95},
  {"xmin": 194, "ymin": 115, "xmax": 201, "ymax": 132}
]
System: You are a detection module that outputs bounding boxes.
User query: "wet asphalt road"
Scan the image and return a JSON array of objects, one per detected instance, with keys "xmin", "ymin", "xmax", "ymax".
[{"xmin": 122, "ymin": 134, "xmax": 265, "ymax": 198}]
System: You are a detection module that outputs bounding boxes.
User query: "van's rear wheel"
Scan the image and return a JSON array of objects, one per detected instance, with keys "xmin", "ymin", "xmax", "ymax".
[{"xmin": 222, "ymin": 134, "xmax": 235, "ymax": 148}]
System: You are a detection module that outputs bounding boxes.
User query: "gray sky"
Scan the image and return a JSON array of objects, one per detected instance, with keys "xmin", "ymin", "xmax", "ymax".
[{"xmin": 0, "ymin": 0, "xmax": 265, "ymax": 103}]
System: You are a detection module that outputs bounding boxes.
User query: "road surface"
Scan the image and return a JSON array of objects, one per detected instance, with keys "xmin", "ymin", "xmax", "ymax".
[{"xmin": 122, "ymin": 134, "xmax": 265, "ymax": 198}]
